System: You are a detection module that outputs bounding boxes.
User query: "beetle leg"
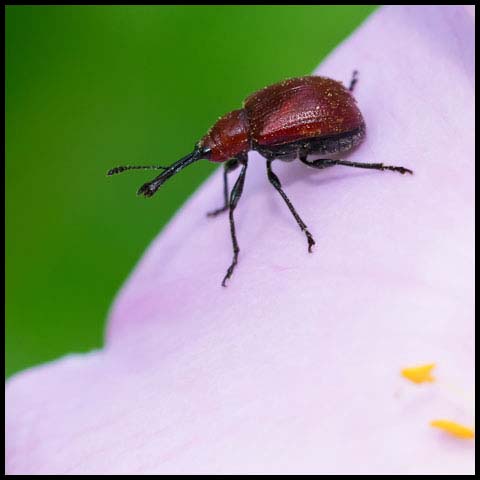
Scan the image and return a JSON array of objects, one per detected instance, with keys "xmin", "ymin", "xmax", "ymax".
[
  {"xmin": 349, "ymin": 70, "xmax": 359, "ymax": 92},
  {"xmin": 299, "ymin": 156, "xmax": 337, "ymax": 170},
  {"xmin": 301, "ymin": 157, "xmax": 413, "ymax": 175},
  {"xmin": 266, "ymin": 158, "xmax": 316, "ymax": 253},
  {"xmin": 331, "ymin": 160, "xmax": 413, "ymax": 175},
  {"xmin": 298, "ymin": 150, "xmax": 332, "ymax": 170},
  {"xmin": 207, "ymin": 158, "xmax": 240, "ymax": 217},
  {"xmin": 222, "ymin": 158, "xmax": 248, "ymax": 287}
]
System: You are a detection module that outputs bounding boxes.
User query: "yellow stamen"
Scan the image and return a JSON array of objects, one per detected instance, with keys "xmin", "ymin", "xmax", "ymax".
[
  {"xmin": 430, "ymin": 420, "xmax": 475, "ymax": 439},
  {"xmin": 401, "ymin": 363, "xmax": 436, "ymax": 383}
]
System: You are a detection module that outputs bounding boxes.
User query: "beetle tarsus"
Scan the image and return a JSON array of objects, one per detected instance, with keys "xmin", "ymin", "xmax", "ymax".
[
  {"xmin": 349, "ymin": 70, "xmax": 359, "ymax": 92},
  {"xmin": 221, "ymin": 256, "xmax": 238, "ymax": 287},
  {"xmin": 306, "ymin": 231, "xmax": 316, "ymax": 253},
  {"xmin": 384, "ymin": 165, "xmax": 414, "ymax": 175}
]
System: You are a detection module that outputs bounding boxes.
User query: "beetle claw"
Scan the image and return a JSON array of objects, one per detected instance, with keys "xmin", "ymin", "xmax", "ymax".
[
  {"xmin": 386, "ymin": 165, "xmax": 414, "ymax": 175},
  {"xmin": 306, "ymin": 233, "xmax": 316, "ymax": 253}
]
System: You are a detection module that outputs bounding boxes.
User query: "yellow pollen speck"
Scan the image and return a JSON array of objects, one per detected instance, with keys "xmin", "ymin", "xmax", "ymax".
[
  {"xmin": 401, "ymin": 363, "xmax": 436, "ymax": 383},
  {"xmin": 430, "ymin": 420, "xmax": 475, "ymax": 439}
]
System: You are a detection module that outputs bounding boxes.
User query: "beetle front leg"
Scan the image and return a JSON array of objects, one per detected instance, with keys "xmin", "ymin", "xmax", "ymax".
[
  {"xmin": 207, "ymin": 158, "xmax": 240, "ymax": 217},
  {"xmin": 222, "ymin": 158, "xmax": 248, "ymax": 287},
  {"xmin": 266, "ymin": 158, "xmax": 316, "ymax": 253}
]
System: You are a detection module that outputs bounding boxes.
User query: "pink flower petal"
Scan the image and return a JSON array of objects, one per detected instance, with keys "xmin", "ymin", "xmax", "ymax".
[{"xmin": 6, "ymin": 5, "xmax": 474, "ymax": 475}]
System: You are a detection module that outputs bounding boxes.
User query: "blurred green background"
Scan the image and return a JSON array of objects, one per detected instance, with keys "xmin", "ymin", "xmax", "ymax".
[{"xmin": 6, "ymin": 5, "xmax": 377, "ymax": 378}]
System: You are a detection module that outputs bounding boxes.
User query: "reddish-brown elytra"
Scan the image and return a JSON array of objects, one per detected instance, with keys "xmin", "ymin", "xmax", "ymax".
[{"xmin": 108, "ymin": 72, "xmax": 413, "ymax": 286}]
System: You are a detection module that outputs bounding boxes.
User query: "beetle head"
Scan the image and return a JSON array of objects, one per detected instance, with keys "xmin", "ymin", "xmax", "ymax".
[
  {"xmin": 107, "ymin": 108, "xmax": 249, "ymax": 198},
  {"xmin": 198, "ymin": 109, "xmax": 249, "ymax": 163}
]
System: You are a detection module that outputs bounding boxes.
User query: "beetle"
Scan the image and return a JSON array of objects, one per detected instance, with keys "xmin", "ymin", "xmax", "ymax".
[{"xmin": 108, "ymin": 72, "xmax": 413, "ymax": 286}]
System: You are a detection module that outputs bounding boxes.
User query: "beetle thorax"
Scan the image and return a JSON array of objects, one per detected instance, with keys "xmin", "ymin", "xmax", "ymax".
[{"xmin": 199, "ymin": 109, "xmax": 250, "ymax": 162}]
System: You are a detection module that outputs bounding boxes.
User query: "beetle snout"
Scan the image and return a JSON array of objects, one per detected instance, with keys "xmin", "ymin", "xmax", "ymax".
[{"xmin": 137, "ymin": 181, "xmax": 157, "ymax": 197}]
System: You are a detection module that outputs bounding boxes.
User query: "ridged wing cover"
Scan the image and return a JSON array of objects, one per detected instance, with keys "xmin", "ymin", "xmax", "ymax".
[{"xmin": 244, "ymin": 76, "xmax": 364, "ymax": 146}]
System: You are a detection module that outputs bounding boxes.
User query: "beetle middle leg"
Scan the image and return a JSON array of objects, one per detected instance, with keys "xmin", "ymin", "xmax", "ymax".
[
  {"xmin": 207, "ymin": 158, "xmax": 240, "ymax": 217},
  {"xmin": 266, "ymin": 158, "xmax": 316, "ymax": 252},
  {"xmin": 222, "ymin": 157, "xmax": 248, "ymax": 287},
  {"xmin": 300, "ymin": 157, "xmax": 413, "ymax": 175}
]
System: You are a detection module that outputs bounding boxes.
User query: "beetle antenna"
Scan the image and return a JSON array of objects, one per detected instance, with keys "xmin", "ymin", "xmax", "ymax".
[
  {"xmin": 107, "ymin": 165, "xmax": 169, "ymax": 176},
  {"xmin": 136, "ymin": 148, "xmax": 203, "ymax": 198}
]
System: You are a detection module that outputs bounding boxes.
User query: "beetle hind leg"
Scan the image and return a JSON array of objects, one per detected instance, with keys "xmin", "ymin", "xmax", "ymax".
[
  {"xmin": 300, "ymin": 157, "xmax": 413, "ymax": 175},
  {"xmin": 266, "ymin": 159, "xmax": 316, "ymax": 252},
  {"xmin": 349, "ymin": 70, "xmax": 359, "ymax": 92},
  {"xmin": 334, "ymin": 160, "xmax": 413, "ymax": 175}
]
